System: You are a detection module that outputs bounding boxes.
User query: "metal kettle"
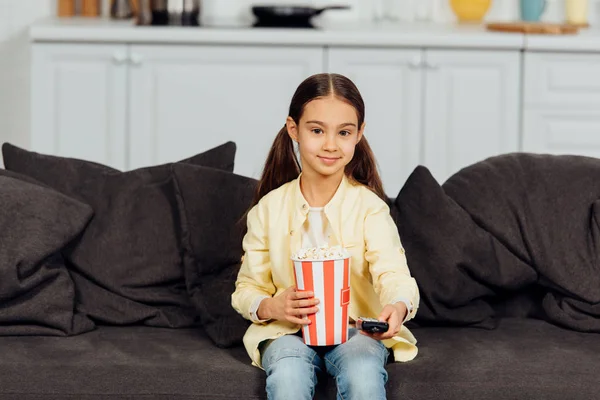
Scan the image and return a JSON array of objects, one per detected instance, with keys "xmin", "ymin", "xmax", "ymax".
[
  {"xmin": 111, "ymin": 0, "xmax": 134, "ymax": 19},
  {"xmin": 150, "ymin": 0, "xmax": 201, "ymax": 26}
]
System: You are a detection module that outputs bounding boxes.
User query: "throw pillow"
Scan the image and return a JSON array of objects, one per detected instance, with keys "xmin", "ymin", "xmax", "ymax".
[
  {"xmin": 0, "ymin": 171, "xmax": 95, "ymax": 336},
  {"xmin": 2, "ymin": 142, "xmax": 237, "ymax": 328},
  {"xmin": 172, "ymin": 163, "xmax": 256, "ymax": 347},
  {"xmin": 393, "ymin": 165, "xmax": 535, "ymax": 328}
]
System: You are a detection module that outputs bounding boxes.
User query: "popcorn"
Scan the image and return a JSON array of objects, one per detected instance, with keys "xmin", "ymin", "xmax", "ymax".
[{"xmin": 292, "ymin": 244, "xmax": 350, "ymax": 261}]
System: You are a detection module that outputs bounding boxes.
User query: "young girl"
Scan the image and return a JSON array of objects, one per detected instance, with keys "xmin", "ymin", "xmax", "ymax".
[{"xmin": 232, "ymin": 73, "xmax": 419, "ymax": 400}]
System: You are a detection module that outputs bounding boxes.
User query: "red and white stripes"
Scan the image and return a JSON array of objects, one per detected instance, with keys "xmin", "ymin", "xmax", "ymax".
[{"xmin": 293, "ymin": 258, "xmax": 350, "ymax": 346}]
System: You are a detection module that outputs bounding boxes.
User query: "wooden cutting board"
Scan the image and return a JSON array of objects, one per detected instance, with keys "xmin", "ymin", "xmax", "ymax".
[{"xmin": 486, "ymin": 22, "xmax": 580, "ymax": 35}]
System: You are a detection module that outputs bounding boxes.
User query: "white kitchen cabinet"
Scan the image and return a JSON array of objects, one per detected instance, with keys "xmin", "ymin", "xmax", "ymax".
[
  {"xmin": 328, "ymin": 47, "xmax": 521, "ymax": 189},
  {"xmin": 423, "ymin": 49, "xmax": 521, "ymax": 182},
  {"xmin": 30, "ymin": 43, "xmax": 129, "ymax": 170},
  {"xmin": 127, "ymin": 45, "xmax": 325, "ymax": 177},
  {"xmin": 522, "ymin": 52, "xmax": 600, "ymax": 157},
  {"xmin": 327, "ymin": 48, "xmax": 423, "ymax": 197}
]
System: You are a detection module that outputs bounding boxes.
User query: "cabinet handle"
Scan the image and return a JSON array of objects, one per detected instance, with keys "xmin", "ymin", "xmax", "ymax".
[
  {"xmin": 112, "ymin": 53, "xmax": 127, "ymax": 65},
  {"xmin": 130, "ymin": 53, "xmax": 143, "ymax": 66},
  {"xmin": 408, "ymin": 57, "xmax": 423, "ymax": 69},
  {"xmin": 425, "ymin": 62, "xmax": 440, "ymax": 70}
]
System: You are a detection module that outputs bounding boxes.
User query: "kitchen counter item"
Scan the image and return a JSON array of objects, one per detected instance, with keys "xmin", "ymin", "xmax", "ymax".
[
  {"xmin": 565, "ymin": 0, "xmax": 589, "ymax": 26},
  {"xmin": 450, "ymin": 0, "xmax": 492, "ymax": 23},
  {"xmin": 486, "ymin": 21, "xmax": 580, "ymax": 35},
  {"xmin": 57, "ymin": 0, "xmax": 76, "ymax": 17},
  {"xmin": 82, "ymin": 0, "xmax": 101, "ymax": 17},
  {"xmin": 111, "ymin": 0, "xmax": 134, "ymax": 19},
  {"xmin": 251, "ymin": 5, "xmax": 351, "ymax": 28},
  {"xmin": 149, "ymin": 0, "xmax": 201, "ymax": 26}
]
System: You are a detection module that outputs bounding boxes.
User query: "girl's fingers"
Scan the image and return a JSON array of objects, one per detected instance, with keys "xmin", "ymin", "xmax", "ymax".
[
  {"xmin": 378, "ymin": 307, "xmax": 393, "ymax": 323},
  {"xmin": 293, "ymin": 290, "xmax": 314, "ymax": 299},
  {"xmin": 293, "ymin": 299, "xmax": 320, "ymax": 308},
  {"xmin": 287, "ymin": 316, "xmax": 311, "ymax": 325},
  {"xmin": 290, "ymin": 306, "xmax": 319, "ymax": 316},
  {"xmin": 371, "ymin": 322, "xmax": 401, "ymax": 340}
]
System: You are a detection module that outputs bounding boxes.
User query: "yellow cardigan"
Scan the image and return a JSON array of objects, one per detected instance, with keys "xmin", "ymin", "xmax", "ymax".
[{"xmin": 232, "ymin": 174, "xmax": 420, "ymax": 368}]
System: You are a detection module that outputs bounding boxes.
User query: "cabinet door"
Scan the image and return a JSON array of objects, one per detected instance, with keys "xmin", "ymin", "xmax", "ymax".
[
  {"xmin": 30, "ymin": 43, "xmax": 128, "ymax": 170},
  {"xmin": 127, "ymin": 45, "xmax": 324, "ymax": 177},
  {"xmin": 522, "ymin": 52, "xmax": 600, "ymax": 156},
  {"xmin": 327, "ymin": 48, "xmax": 423, "ymax": 197},
  {"xmin": 522, "ymin": 109, "xmax": 600, "ymax": 157},
  {"xmin": 423, "ymin": 49, "xmax": 521, "ymax": 183},
  {"xmin": 524, "ymin": 52, "xmax": 600, "ymax": 107}
]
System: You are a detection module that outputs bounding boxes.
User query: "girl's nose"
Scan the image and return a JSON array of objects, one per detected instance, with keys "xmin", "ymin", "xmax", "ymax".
[{"xmin": 323, "ymin": 133, "xmax": 337, "ymax": 150}]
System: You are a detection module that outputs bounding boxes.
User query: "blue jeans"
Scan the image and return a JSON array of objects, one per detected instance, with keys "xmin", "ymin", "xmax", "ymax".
[{"xmin": 261, "ymin": 328, "xmax": 389, "ymax": 400}]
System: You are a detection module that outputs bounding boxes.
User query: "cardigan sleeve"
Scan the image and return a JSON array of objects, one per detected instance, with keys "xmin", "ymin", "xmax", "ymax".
[{"xmin": 231, "ymin": 201, "xmax": 277, "ymax": 322}]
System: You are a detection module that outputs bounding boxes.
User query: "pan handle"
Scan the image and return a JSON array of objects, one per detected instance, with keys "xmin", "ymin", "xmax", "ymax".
[{"xmin": 314, "ymin": 5, "xmax": 352, "ymax": 15}]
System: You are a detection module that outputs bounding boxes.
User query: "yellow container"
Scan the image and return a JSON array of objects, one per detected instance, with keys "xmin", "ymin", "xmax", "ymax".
[
  {"xmin": 450, "ymin": 0, "xmax": 492, "ymax": 23},
  {"xmin": 565, "ymin": 0, "xmax": 588, "ymax": 25}
]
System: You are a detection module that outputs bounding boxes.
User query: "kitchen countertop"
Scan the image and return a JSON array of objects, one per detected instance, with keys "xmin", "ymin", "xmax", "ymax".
[
  {"xmin": 29, "ymin": 17, "xmax": 600, "ymax": 52},
  {"xmin": 525, "ymin": 28, "xmax": 600, "ymax": 52},
  {"xmin": 29, "ymin": 17, "xmax": 525, "ymax": 50}
]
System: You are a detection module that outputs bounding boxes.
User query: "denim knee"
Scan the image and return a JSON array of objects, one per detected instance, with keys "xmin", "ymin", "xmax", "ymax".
[
  {"xmin": 262, "ymin": 335, "xmax": 321, "ymax": 400},
  {"xmin": 335, "ymin": 359, "xmax": 389, "ymax": 400},
  {"xmin": 324, "ymin": 329, "xmax": 389, "ymax": 400}
]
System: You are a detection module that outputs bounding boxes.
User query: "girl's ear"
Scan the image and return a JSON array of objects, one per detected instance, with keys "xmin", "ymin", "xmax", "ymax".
[
  {"xmin": 286, "ymin": 116, "xmax": 299, "ymax": 142},
  {"xmin": 357, "ymin": 122, "xmax": 365, "ymax": 143}
]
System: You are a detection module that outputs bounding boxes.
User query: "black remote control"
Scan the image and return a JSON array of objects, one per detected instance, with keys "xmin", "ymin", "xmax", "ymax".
[{"xmin": 357, "ymin": 317, "xmax": 389, "ymax": 334}]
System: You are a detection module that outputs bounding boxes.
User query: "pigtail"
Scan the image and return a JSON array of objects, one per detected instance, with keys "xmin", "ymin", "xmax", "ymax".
[
  {"xmin": 345, "ymin": 136, "xmax": 387, "ymax": 202},
  {"xmin": 251, "ymin": 125, "xmax": 301, "ymax": 208}
]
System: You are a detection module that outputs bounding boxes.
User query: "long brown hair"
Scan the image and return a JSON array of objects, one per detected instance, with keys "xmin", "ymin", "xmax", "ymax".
[{"xmin": 251, "ymin": 73, "xmax": 386, "ymax": 208}]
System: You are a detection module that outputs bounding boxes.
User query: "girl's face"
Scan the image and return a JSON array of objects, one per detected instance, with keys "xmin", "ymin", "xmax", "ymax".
[{"xmin": 286, "ymin": 95, "xmax": 364, "ymax": 180}]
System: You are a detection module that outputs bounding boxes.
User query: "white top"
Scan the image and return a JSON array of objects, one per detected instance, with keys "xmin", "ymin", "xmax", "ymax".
[{"xmin": 301, "ymin": 207, "xmax": 331, "ymax": 249}]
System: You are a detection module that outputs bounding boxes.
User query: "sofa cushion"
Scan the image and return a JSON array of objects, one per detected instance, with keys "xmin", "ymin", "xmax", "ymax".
[
  {"xmin": 0, "ymin": 171, "xmax": 95, "ymax": 336},
  {"xmin": 172, "ymin": 163, "xmax": 257, "ymax": 347},
  {"xmin": 392, "ymin": 166, "xmax": 536, "ymax": 328},
  {"xmin": 0, "ymin": 319, "xmax": 597, "ymax": 399},
  {"xmin": 1, "ymin": 142, "xmax": 237, "ymax": 328}
]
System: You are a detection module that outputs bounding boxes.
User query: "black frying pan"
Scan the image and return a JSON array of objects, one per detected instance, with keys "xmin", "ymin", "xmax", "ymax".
[{"xmin": 252, "ymin": 5, "xmax": 351, "ymax": 28}]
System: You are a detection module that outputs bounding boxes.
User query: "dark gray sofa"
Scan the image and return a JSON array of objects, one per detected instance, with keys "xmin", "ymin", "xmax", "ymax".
[{"xmin": 1, "ymin": 143, "xmax": 600, "ymax": 399}]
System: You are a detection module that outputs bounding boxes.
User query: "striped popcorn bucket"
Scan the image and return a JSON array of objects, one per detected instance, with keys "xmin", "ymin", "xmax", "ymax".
[{"xmin": 292, "ymin": 257, "xmax": 351, "ymax": 346}]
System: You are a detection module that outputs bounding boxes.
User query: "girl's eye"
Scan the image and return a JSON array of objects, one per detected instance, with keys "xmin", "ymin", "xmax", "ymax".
[
  {"xmin": 339, "ymin": 130, "xmax": 351, "ymax": 137},
  {"xmin": 311, "ymin": 128, "xmax": 323, "ymax": 134}
]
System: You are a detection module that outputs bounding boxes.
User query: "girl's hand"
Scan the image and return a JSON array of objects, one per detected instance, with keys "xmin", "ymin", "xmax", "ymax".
[
  {"xmin": 360, "ymin": 302, "xmax": 407, "ymax": 340},
  {"xmin": 258, "ymin": 287, "xmax": 320, "ymax": 325}
]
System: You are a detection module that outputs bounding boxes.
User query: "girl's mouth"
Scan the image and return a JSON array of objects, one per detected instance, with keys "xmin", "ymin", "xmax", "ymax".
[{"xmin": 318, "ymin": 156, "xmax": 340, "ymax": 166}]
